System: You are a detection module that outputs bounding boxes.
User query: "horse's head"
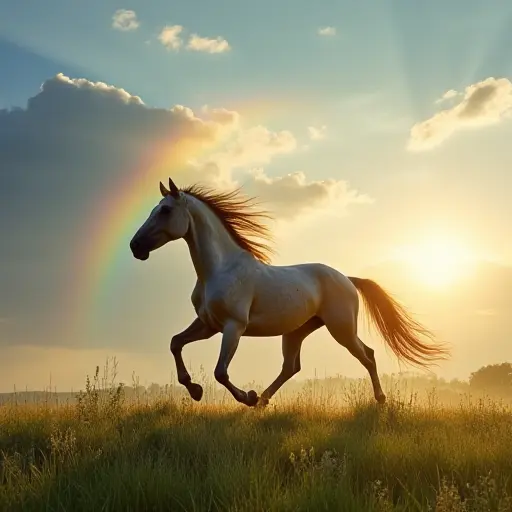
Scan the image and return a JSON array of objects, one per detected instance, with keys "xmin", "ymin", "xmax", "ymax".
[{"xmin": 130, "ymin": 177, "xmax": 190, "ymax": 261}]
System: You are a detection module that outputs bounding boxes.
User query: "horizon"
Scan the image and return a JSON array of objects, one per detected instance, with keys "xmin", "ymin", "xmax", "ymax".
[
  {"xmin": 0, "ymin": 359, "xmax": 505, "ymax": 398},
  {"xmin": 1, "ymin": 0, "xmax": 511, "ymax": 394}
]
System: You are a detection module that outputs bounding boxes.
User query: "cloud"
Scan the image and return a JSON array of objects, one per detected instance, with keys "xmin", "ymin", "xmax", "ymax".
[
  {"xmin": 158, "ymin": 25, "xmax": 184, "ymax": 50},
  {"xmin": 0, "ymin": 73, "xmax": 236, "ymax": 147},
  {"xmin": 216, "ymin": 125, "xmax": 297, "ymax": 169},
  {"xmin": 0, "ymin": 73, "xmax": 241, "ymax": 212},
  {"xmin": 435, "ymin": 89, "xmax": 460, "ymax": 105},
  {"xmin": 244, "ymin": 169, "xmax": 373, "ymax": 219},
  {"xmin": 408, "ymin": 77, "xmax": 512, "ymax": 150},
  {"xmin": 186, "ymin": 34, "xmax": 231, "ymax": 54},
  {"xmin": 112, "ymin": 9, "xmax": 140, "ymax": 31},
  {"xmin": 182, "ymin": 124, "xmax": 298, "ymax": 186},
  {"xmin": 178, "ymin": 125, "xmax": 298, "ymax": 189},
  {"xmin": 177, "ymin": 128, "xmax": 371, "ymax": 221},
  {"xmin": 178, "ymin": 164, "xmax": 372, "ymax": 221},
  {"xmin": 308, "ymin": 125, "xmax": 327, "ymax": 140},
  {"xmin": 318, "ymin": 26, "xmax": 336, "ymax": 36},
  {"xmin": 157, "ymin": 27, "xmax": 231, "ymax": 54},
  {"xmin": 0, "ymin": 72, "xmax": 366, "ymax": 232},
  {"xmin": 200, "ymin": 105, "xmax": 240, "ymax": 127}
]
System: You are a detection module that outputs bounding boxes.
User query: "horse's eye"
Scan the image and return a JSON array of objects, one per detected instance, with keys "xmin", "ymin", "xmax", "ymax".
[{"xmin": 160, "ymin": 205, "xmax": 172, "ymax": 215}]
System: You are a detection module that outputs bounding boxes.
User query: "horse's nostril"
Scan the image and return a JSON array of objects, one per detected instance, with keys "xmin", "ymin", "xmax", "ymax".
[{"xmin": 130, "ymin": 238, "xmax": 150, "ymax": 260}]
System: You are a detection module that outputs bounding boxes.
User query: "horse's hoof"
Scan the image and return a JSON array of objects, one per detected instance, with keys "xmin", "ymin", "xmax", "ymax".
[
  {"xmin": 376, "ymin": 393, "xmax": 386, "ymax": 404},
  {"xmin": 188, "ymin": 383, "xmax": 203, "ymax": 401},
  {"xmin": 246, "ymin": 390, "xmax": 258, "ymax": 407},
  {"xmin": 256, "ymin": 396, "xmax": 269, "ymax": 408}
]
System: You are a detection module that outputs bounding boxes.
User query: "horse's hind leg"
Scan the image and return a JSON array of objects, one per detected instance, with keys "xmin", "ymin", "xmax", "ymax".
[
  {"xmin": 357, "ymin": 338, "xmax": 386, "ymax": 404},
  {"xmin": 323, "ymin": 313, "xmax": 386, "ymax": 404},
  {"xmin": 259, "ymin": 316, "xmax": 324, "ymax": 406}
]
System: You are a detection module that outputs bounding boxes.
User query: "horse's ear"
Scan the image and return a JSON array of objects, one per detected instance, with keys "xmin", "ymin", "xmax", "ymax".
[
  {"xmin": 168, "ymin": 177, "xmax": 180, "ymax": 198},
  {"xmin": 159, "ymin": 181, "xmax": 170, "ymax": 197}
]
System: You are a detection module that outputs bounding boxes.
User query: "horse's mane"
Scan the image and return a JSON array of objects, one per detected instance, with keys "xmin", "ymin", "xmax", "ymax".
[{"xmin": 181, "ymin": 184, "xmax": 274, "ymax": 264}]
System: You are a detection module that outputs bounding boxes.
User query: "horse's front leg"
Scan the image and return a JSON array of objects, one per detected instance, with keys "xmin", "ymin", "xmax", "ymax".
[
  {"xmin": 170, "ymin": 317, "xmax": 217, "ymax": 401},
  {"xmin": 214, "ymin": 320, "xmax": 258, "ymax": 407}
]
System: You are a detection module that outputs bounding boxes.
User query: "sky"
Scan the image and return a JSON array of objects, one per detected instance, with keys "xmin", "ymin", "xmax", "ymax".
[{"xmin": 1, "ymin": 0, "xmax": 511, "ymax": 393}]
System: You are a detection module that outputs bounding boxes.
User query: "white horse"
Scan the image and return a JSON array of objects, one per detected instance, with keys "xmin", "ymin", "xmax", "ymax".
[{"xmin": 130, "ymin": 178, "xmax": 449, "ymax": 407}]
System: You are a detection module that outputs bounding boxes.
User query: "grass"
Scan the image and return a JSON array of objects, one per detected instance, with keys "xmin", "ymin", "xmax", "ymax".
[{"xmin": 0, "ymin": 366, "xmax": 511, "ymax": 511}]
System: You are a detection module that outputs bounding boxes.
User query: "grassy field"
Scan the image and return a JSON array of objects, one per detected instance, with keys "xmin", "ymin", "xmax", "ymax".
[{"xmin": 0, "ymin": 371, "xmax": 511, "ymax": 511}]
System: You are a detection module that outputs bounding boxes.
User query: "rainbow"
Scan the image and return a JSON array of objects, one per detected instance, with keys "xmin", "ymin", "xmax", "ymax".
[
  {"xmin": 69, "ymin": 96, "xmax": 296, "ymax": 342},
  {"xmin": 71, "ymin": 136, "xmax": 220, "ymax": 341}
]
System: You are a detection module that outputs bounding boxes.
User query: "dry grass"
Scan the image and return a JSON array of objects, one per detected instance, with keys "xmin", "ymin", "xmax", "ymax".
[{"xmin": 0, "ymin": 364, "xmax": 511, "ymax": 511}]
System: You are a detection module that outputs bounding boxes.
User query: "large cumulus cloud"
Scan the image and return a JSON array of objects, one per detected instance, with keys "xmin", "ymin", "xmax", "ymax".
[
  {"xmin": 245, "ymin": 169, "xmax": 372, "ymax": 219},
  {"xmin": 0, "ymin": 72, "xmax": 366, "ymax": 241}
]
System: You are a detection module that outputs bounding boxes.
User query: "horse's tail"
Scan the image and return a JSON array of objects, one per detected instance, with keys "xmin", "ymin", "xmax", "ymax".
[{"xmin": 348, "ymin": 276, "xmax": 449, "ymax": 368}]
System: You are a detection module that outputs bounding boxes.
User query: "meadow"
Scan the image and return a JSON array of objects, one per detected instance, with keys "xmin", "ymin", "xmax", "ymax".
[{"xmin": 1, "ymin": 364, "xmax": 511, "ymax": 512}]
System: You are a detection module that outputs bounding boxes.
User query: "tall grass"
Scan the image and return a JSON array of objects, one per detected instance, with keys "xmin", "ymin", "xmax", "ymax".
[{"xmin": 0, "ymin": 362, "xmax": 511, "ymax": 511}]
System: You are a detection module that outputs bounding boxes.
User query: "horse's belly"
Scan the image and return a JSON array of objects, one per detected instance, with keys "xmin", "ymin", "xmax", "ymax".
[
  {"xmin": 244, "ymin": 284, "xmax": 319, "ymax": 337},
  {"xmin": 244, "ymin": 314, "xmax": 312, "ymax": 337}
]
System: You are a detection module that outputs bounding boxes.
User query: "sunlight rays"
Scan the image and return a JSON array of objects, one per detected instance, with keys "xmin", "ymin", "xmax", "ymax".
[{"xmin": 392, "ymin": 236, "xmax": 476, "ymax": 289}]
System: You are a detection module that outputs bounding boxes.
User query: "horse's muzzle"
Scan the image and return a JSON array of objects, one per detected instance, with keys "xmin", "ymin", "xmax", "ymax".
[{"xmin": 130, "ymin": 239, "xmax": 150, "ymax": 261}]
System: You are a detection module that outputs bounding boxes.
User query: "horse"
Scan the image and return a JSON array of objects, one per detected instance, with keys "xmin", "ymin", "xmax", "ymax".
[{"xmin": 129, "ymin": 177, "xmax": 449, "ymax": 407}]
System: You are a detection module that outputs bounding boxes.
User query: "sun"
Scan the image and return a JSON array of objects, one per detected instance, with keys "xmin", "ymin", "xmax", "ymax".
[{"xmin": 392, "ymin": 236, "xmax": 475, "ymax": 289}]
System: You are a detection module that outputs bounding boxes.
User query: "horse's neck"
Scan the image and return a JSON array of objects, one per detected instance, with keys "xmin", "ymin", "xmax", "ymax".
[{"xmin": 184, "ymin": 196, "xmax": 243, "ymax": 282}]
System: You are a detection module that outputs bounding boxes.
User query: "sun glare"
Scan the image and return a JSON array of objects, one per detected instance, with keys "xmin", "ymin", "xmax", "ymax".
[{"xmin": 393, "ymin": 236, "xmax": 475, "ymax": 289}]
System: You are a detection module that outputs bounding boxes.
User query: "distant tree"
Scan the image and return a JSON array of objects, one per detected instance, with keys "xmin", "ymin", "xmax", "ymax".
[
  {"xmin": 448, "ymin": 378, "xmax": 469, "ymax": 393},
  {"xmin": 469, "ymin": 363, "xmax": 512, "ymax": 393}
]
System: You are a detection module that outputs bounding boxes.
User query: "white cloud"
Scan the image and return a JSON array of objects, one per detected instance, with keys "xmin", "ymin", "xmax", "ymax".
[
  {"xmin": 45, "ymin": 73, "xmax": 145, "ymax": 105},
  {"xmin": 181, "ymin": 124, "xmax": 298, "ymax": 189},
  {"xmin": 435, "ymin": 89, "xmax": 459, "ymax": 104},
  {"xmin": 0, "ymin": 73, "xmax": 367, "ymax": 225},
  {"xmin": 158, "ymin": 25, "xmax": 184, "ymax": 50},
  {"xmin": 187, "ymin": 34, "xmax": 231, "ymax": 54},
  {"xmin": 200, "ymin": 105, "xmax": 241, "ymax": 127},
  {"xmin": 318, "ymin": 26, "xmax": 336, "ymax": 36},
  {"xmin": 157, "ymin": 27, "xmax": 231, "ymax": 54},
  {"xmin": 0, "ymin": 71, "xmax": 241, "ymax": 229},
  {"xmin": 244, "ymin": 169, "xmax": 372, "ymax": 219},
  {"xmin": 308, "ymin": 125, "xmax": 327, "ymax": 140},
  {"xmin": 112, "ymin": 9, "xmax": 139, "ymax": 31},
  {"xmin": 184, "ymin": 124, "xmax": 371, "ymax": 220},
  {"xmin": 198, "ymin": 125, "xmax": 297, "ymax": 176},
  {"xmin": 408, "ymin": 77, "xmax": 512, "ymax": 150}
]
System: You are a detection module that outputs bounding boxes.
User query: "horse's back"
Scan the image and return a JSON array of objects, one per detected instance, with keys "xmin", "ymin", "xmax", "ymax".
[{"xmin": 269, "ymin": 262, "xmax": 355, "ymax": 292}]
